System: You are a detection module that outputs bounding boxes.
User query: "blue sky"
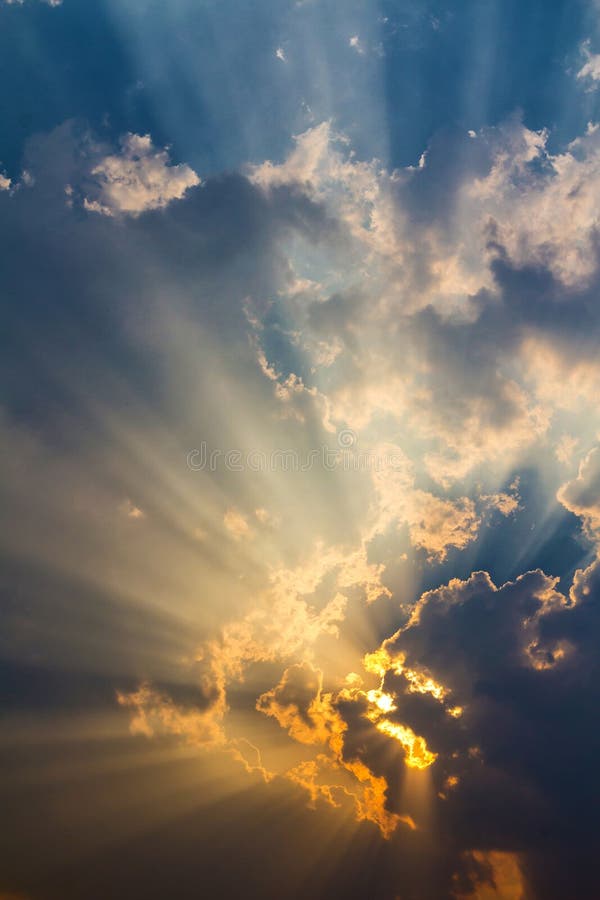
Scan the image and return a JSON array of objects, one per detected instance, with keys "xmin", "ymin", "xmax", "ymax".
[{"xmin": 2, "ymin": 0, "xmax": 598, "ymax": 177}]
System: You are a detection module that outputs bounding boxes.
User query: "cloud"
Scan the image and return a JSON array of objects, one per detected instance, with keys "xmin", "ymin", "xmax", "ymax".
[
  {"xmin": 30, "ymin": 114, "xmax": 597, "ymax": 872},
  {"xmin": 245, "ymin": 114, "xmax": 600, "ymax": 494},
  {"xmin": 366, "ymin": 450, "xmax": 520, "ymax": 560},
  {"xmin": 452, "ymin": 851, "xmax": 526, "ymax": 899},
  {"xmin": 0, "ymin": 169, "xmax": 33, "ymax": 193},
  {"xmin": 481, "ymin": 482, "xmax": 521, "ymax": 518},
  {"xmin": 371, "ymin": 458, "xmax": 482, "ymax": 559},
  {"xmin": 116, "ymin": 534, "xmax": 374, "ymax": 755},
  {"xmin": 557, "ymin": 446, "xmax": 600, "ymax": 534},
  {"xmin": 257, "ymin": 661, "xmax": 418, "ymax": 837},
  {"xmin": 84, "ymin": 133, "xmax": 200, "ymax": 217},
  {"xmin": 257, "ymin": 661, "xmax": 342, "ymax": 748},
  {"xmin": 577, "ymin": 40, "xmax": 600, "ymax": 84},
  {"xmin": 117, "ymin": 679, "xmax": 226, "ymax": 747},
  {"xmin": 7, "ymin": 110, "xmax": 600, "ymax": 896},
  {"xmin": 223, "ymin": 507, "xmax": 252, "ymax": 539},
  {"xmin": 349, "ymin": 35, "xmax": 365, "ymax": 55},
  {"xmin": 117, "ymin": 525, "xmax": 420, "ymax": 837},
  {"xmin": 555, "ymin": 433, "xmax": 578, "ymax": 465},
  {"xmin": 248, "ymin": 121, "xmax": 337, "ymax": 191},
  {"xmin": 2, "ymin": 0, "xmax": 61, "ymax": 6},
  {"xmin": 354, "ymin": 556, "xmax": 600, "ymax": 896},
  {"xmin": 120, "ymin": 499, "xmax": 145, "ymax": 520},
  {"xmin": 467, "ymin": 121, "xmax": 600, "ymax": 288}
]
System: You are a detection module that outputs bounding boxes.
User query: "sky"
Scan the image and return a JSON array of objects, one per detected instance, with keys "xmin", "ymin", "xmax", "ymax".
[{"xmin": 2, "ymin": 1, "xmax": 600, "ymax": 898}]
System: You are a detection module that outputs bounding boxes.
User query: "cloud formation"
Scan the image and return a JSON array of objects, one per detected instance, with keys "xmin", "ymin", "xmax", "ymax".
[
  {"xmin": 248, "ymin": 116, "xmax": 600, "ymax": 486},
  {"xmin": 5, "ymin": 47, "xmax": 600, "ymax": 896},
  {"xmin": 84, "ymin": 133, "xmax": 200, "ymax": 216},
  {"xmin": 577, "ymin": 40, "xmax": 600, "ymax": 84},
  {"xmin": 558, "ymin": 446, "xmax": 600, "ymax": 535},
  {"xmin": 351, "ymin": 550, "xmax": 600, "ymax": 896}
]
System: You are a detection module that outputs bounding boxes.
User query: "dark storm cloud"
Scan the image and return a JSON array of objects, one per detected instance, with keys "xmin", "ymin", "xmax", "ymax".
[{"xmin": 350, "ymin": 557, "xmax": 600, "ymax": 898}]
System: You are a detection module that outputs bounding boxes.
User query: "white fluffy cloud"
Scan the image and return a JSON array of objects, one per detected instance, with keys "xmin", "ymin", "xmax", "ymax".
[
  {"xmin": 247, "ymin": 115, "xmax": 600, "ymax": 489},
  {"xmin": 84, "ymin": 133, "xmax": 200, "ymax": 217},
  {"xmin": 577, "ymin": 40, "xmax": 600, "ymax": 84},
  {"xmin": 558, "ymin": 446, "xmax": 600, "ymax": 534}
]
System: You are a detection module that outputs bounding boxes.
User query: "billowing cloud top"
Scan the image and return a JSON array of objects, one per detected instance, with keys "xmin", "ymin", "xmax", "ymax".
[{"xmin": 83, "ymin": 133, "xmax": 200, "ymax": 216}]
